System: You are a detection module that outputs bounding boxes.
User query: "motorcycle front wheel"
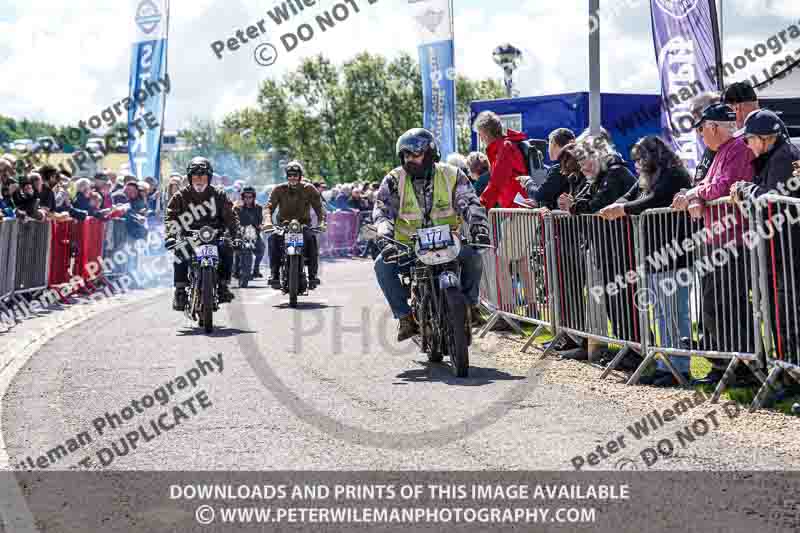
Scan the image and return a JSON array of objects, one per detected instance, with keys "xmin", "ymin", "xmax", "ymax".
[
  {"xmin": 444, "ymin": 287, "xmax": 469, "ymax": 377},
  {"xmin": 288, "ymin": 254, "xmax": 300, "ymax": 308},
  {"xmin": 201, "ymin": 267, "xmax": 215, "ymax": 333},
  {"xmin": 238, "ymin": 251, "xmax": 253, "ymax": 288},
  {"xmin": 419, "ymin": 291, "xmax": 442, "ymax": 363}
]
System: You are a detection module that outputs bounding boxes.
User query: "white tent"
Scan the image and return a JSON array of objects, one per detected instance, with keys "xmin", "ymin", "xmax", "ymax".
[{"xmin": 755, "ymin": 59, "xmax": 800, "ymax": 98}]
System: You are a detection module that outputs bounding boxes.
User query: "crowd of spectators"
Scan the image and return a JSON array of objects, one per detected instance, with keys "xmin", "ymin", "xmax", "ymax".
[
  {"xmin": 0, "ymin": 154, "xmax": 163, "ymax": 242},
  {"xmin": 456, "ymin": 80, "xmax": 800, "ymax": 389},
  {"xmin": 317, "ymin": 181, "xmax": 378, "ymax": 213}
]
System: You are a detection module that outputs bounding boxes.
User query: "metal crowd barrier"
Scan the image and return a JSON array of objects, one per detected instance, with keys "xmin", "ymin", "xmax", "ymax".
[
  {"xmin": 0, "ymin": 219, "xmax": 19, "ymax": 301},
  {"xmin": 48, "ymin": 219, "xmax": 75, "ymax": 288},
  {"xmin": 13, "ymin": 219, "xmax": 51, "ymax": 294},
  {"xmin": 478, "ymin": 198, "xmax": 784, "ymax": 406},
  {"xmin": 477, "ymin": 208, "xmax": 555, "ymax": 345},
  {"xmin": 103, "ymin": 218, "xmax": 137, "ymax": 280},
  {"xmin": 547, "ymin": 211, "xmax": 642, "ymax": 363},
  {"xmin": 0, "ymin": 213, "xmax": 150, "ymax": 328},
  {"xmin": 320, "ymin": 210, "xmax": 360, "ymax": 257},
  {"xmin": 634, "ymin": 199, "xmax": 766, "ymax": 398},
  {"xmin": 750, "ymin": 194, "xmax": 800, "ymax": 409}
]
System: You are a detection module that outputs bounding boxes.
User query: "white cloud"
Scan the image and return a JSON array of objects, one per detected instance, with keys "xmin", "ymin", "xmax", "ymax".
[
  {"xmin": 729, "ymin": 0, "xmax": 800, "ymax": 19},
  {"xmin": 0, "ymin": 0, "xmax": 796, "ymax": 130}
]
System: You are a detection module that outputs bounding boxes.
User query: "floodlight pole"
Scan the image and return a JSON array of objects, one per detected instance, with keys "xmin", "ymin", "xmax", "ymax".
[{"xmin": 589, "ymin": 0, "xmax": 601, "ymax": 134}]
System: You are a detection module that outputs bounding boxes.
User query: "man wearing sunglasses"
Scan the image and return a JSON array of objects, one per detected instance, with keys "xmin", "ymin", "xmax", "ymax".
[{"xmin": 263, "ymin": 161, "xmax": 326, "ymax": 289}]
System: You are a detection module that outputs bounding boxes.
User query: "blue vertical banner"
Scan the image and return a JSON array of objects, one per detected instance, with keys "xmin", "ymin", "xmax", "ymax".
[
  {"xmin": 650, "ymin": 0, "xmax": 722, "ymax": 174},
  {"xmin": 409, "ymin": 0, "xmax": 457, "ymax": 159},
  {"xmin": 128, "ymin": 0, "xmax": 170, "ymax": 182}
]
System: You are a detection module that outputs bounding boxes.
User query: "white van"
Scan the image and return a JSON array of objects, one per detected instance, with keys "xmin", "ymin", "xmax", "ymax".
[{"xmin": 162, "ymin": 131, "xmax": 187, "ymax": 152}]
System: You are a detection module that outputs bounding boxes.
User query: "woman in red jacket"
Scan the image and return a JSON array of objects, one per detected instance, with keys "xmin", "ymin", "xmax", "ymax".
[{"xmin": 473, "ymin": 110, "xmax": 528, "ymax": 209}]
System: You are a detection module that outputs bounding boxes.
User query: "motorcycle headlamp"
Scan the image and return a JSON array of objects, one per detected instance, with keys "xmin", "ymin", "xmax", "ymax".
[
  {"xmin": 198, "ymin": 226, "xmax": 215, "ymax": 243},
  {"xmin": 244, "ymin": 226, "xmax": 257, "ymax": 239},
  {"xmin": 289, "ymin": 221, "xmax": 301, "ymax": 233}
]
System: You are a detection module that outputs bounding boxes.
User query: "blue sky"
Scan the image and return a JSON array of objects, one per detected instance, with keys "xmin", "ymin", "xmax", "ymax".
[{"xmin": 0, "ymin": 0, "xmax": 797, "ymax": 130}]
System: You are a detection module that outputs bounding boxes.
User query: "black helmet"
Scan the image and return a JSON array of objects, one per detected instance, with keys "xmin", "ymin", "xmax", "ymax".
[
  {"xmin": 241, "ymin": 185, "xmax": 256, "ymax": 197},
  {"xmin": 285, "ymin": 160, "xmax": 304, "ymax": 177},
  {"xmin": 396, "ymin": 128, "xmax": 440, "ymax": 178},
  {"xmin": 187, "ymin": 156, "xmax": 213, "ymax": 178}
]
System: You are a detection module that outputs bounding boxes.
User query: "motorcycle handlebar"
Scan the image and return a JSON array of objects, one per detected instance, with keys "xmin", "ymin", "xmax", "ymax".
[{"xmin": 264, "ymin": 225, "xmax": 325, "ymax": 235}]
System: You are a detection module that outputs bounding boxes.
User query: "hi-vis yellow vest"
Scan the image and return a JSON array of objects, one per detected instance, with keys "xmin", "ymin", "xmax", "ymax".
[{"xmin": 394, "ymin": 164, "xmax": 461, "ymax": 245}]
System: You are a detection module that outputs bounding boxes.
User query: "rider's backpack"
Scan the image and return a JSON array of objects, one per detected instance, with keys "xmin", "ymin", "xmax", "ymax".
[{"xmin": 514, "ymin": 138, "xmax": 548, "ymax": 187}]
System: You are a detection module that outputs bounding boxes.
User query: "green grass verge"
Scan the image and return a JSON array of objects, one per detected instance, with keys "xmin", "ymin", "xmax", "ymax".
[{"xmin": 511, "ymin": 325, "xmax": 800, "ymax": 416}]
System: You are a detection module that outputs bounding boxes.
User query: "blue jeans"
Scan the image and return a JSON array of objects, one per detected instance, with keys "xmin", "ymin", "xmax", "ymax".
[
  {"xmin": 374, "ymin": 245, "xmax": 483, "ymax": 319},
  {"xmin": 648, "ymin": 272, "xmax": 691, "ymax": 375}
]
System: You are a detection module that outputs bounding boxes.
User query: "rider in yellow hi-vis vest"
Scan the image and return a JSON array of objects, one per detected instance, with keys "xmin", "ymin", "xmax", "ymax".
[
  {"xmin": 373, "ymin": 128, "xmax": 491, "ymax": 341},
  {"xmin": 393, "ymin": 164, "xmax": 461, "ymax": 245}
]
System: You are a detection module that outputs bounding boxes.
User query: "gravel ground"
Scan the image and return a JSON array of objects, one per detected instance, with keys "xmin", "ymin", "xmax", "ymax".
[{"xmin": 488, "ymin": 331, "xmax": 800, "ymax": 469}]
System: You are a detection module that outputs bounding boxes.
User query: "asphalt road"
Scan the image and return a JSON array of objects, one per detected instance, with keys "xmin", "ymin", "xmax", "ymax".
[{"xmin": 2, "ymin": 259, "xmax": 792, "ymax": 471}]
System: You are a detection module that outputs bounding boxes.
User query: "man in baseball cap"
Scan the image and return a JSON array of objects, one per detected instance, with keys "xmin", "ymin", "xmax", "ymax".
[
  {"xmin": 729, "ymin": 109, "xmax": 800, "ymax": 369},
  {"xmin": 722, "ymin": 81, "xmax": 758, "ymax": 127},
  {"xmin": 722, "ymin": 80, "xmax": 790, "ymax": 137},
  {"xmin": 689, "ymin": 102, "xmax": 737, "ymax": 130},
  {"xmin": 731, "ymin": 109, "xmax": 799, "ymax": 202}
]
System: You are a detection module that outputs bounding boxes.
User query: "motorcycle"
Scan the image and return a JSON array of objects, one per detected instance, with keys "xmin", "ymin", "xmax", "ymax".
[
  {"xmin": 266, "ymin": 219, "xmax": 324, "ymax": 308},
  {"xmin": 178, "ymin": 225, "xmax": 222, "ymax": 333},
  {"xmin": 378, "ymin": 224, "xmax": 492, "ymax": 378},
  {"xmin": 235, "ymin": 225, "xmax": 259, "ymax": 288}
]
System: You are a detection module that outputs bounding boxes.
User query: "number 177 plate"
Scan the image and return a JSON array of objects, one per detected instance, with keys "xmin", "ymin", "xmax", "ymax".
[{"xmin": 417, "ymin": 225, "xmax": 453, "ymax": 250}]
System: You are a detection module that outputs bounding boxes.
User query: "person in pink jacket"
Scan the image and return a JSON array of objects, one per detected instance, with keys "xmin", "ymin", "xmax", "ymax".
[{"xmin": 671, "ymin": 103, "xmax": 757, "ymax": 385}]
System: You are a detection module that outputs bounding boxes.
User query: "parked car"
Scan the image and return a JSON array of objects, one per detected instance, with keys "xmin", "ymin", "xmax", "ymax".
[
  {"xmin": 12, "ymin": 139, "xmax": 35, "ymax": 152},
  {"xmin": 85, "ymin": 137, "xmax": 106, "ymax": 153},
  {"xmin": 36, "ymin": 136, "xmax": 61, "ymax": 152}
]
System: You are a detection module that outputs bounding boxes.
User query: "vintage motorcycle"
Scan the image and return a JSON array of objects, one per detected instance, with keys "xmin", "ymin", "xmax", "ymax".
[
  {"xmin": 266, "ymin": 219, "xmax": 324, "ymax": 307},
  {"xmin": 178, "ymin": 225, "xmax": 222, "ymax": 333},
  {"xmin": 378, "ymin": 224, "xmax": 491, "ymax": 378},
  {"xmin": 235, "ymin": 225, "xmax": 259, "ymax": 288}
]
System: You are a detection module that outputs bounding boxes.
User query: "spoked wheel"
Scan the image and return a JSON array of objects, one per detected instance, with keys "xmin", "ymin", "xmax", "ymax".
[
  {"xmin": 238, "ymin": 251, "xmax": 252, "ymax": 288},
  {"xmin": 419, "ymin": 292, "xmax": 443, "ymax": 363},
  {"xmin": 444, "ymin": 287, "xmax": 469, "ymax": 377},
  {"xmin": 201, "ymin": 267, "xmax": 215, "ymax": 334},
  {"xmin": 288, "ymin": 255, "xmax": 300, "ymax": 308}
]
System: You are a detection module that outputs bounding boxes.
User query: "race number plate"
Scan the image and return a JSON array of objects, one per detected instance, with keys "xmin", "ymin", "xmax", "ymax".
[
  {"xmin": 417, "ymin": 225, "xmax": 453, "ymax": 251},
  {"xmin": 196, "ymin": 244, "xmax": 219, "ymax": 258},
  {"xmin": 286, "ymin": 232, "xmax": 304, "ymax": 245}
]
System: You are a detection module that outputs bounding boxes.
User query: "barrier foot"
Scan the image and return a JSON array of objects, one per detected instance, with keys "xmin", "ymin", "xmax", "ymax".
[
  {"xmin": 540, "ymin": 332, "xmax": 565, "ymax": 360},
  {"xmin": 600, "ymin": 346, "xmax": 631, "ymax": 380},
  {"xmin": 711, "ymin": 357, "xmax": 740, "ymax": 404},
  {"xmin": 477, "ymin": 312, "xmax": 500, "ymax": 338},
  {"xmin": 626, "ymin": 349, "xmax": 658, "ymax": 386},
  {"xmin": 521, "ymin": 325, "xmax": 545, "ymax": 354},
  {"xmin": 744, "ymin": 361, "xmax": 768, "ymax": 385},
  {"xmin": 502, "ymin": 315, "xmax": 525, "ymax": 336},
  {"xmin": 658, "ymin": 353, "xmax": 690, "ymax": 387},
  {"xmin": 0, "ymin": 300, "xmax": 14, "ymax": 325},
  {"xmin": 750, "ymin": 366, "xmax": 783, "ymax": 412}
]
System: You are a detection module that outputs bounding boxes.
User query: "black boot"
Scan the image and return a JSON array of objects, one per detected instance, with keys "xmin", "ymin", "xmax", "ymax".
[
  {"xmin": 218, "ymin": 283, "xmax": 235, "ymax": 303},
  {"xmin": 172, "ymin": 288, "xmax": 187, "ymax": 311},
  {"xmin": 252, "ymin": 268, "xmax": 263, "ymax": 279},
  {"xmin": 397, "ymin": 315, "xmax": 419, "ymax": 342},
  {"xmin": 269, "ymin": 270, "xmax": 281, "ymax": 289}
]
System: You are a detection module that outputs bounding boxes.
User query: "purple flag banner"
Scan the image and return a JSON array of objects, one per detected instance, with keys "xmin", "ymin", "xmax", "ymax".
[{"xmin": 650, "ymin": 0, "xmax": 722, "ymax": 174}]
